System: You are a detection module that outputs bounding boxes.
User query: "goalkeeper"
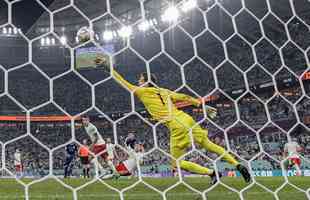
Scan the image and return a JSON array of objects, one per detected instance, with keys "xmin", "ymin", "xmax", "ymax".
[{"xmin": 94, "ymin": 57, "xmax": 251, "ymax": 184}]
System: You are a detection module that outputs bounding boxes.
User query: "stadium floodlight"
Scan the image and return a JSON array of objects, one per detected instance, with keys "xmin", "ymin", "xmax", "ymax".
[
  {"xmin": 46, "ymin": 37, "xmax": 50, "ymax": 45},
  {"xmin": 151, "ymin": 18, "xmax": 158, "ymax": 26},
  {"xmin": 103, "ymin": 30, "xmax": 113, "ymax": 41},
  {"xmin": 112, "ymin": 30, "xmax": 118, "ymax": 38},
  {"xmin": 8, "ymin": 27, "xmax": 12, "ymax": 34},
  {"xmin": 75, "ymin": 36, "xmax": 79, "ymax": 43},
  {"xmin": 13, "ymin": 27, "xmax": 18, "ymax": 34},
  {"xmin": 161, "ymin": 6, "xmax": 180, "ymax": 22},
  {"xmin": 95, "ymin": 34, "xmax": 99, "ymax": 40},
  {"xmin": 181, "ymin": 0, "xmax": 197, "ymax": 12},
  {"xmin": 41, "ymin": 37, "xmax": 45, "ymax": 46},
  {"xmin": 138, "ymin": 20, "xmax": 151, "ymax": 32},
  {"xmin": 51, "ymin": 38, "xmax": 55, "ymax": 45},
  {"xmin": 60, "ymin": 36, "xmax": 67, "ymax": 45},
  {"xmin": 2, "ymin": 27, "xmax": 7, "ymax": 34},
  {"xmin": 118, "ymin": 26, "xmax": 132, "ymax": 38}
]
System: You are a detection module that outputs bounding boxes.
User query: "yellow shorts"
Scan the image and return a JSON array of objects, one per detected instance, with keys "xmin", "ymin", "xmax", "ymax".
[{"xmin": 165, "ymin": 112, "xmax": 208, "ymax": 159}]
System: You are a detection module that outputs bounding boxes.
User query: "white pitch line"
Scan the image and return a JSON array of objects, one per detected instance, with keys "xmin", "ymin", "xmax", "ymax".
[{"xmin": 0, "ymin": 190, "xmax": 306, "ymax": 199}]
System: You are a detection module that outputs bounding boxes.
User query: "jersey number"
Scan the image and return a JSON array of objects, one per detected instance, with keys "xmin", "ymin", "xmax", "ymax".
[{"xmin": 157, "ymin": 93, "xmax": 165, "ymax": 105}]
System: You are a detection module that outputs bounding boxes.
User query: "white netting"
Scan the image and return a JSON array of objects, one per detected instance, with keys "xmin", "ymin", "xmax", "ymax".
[{"xmin": 0, "ymin": 0, "xmax": 310, "ymax": 199}]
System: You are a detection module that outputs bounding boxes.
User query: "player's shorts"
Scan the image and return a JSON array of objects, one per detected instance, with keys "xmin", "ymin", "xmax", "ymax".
[
  {"xmin": 80, "ymin": 156, "xmax": 89, "ymax": 165},
  {"xmin": 289, "ymin": 157, "xmax": 301, "ymax": 166},
  {"xmin": 92, "ymin": 144, "xmax": 108, "ymax": 159},
  {"xmin": 116, "ymin": 162, "xmax": 131, "ymax": 176},
  {"xmin": 15, "ymin": 164, "xmax": 22, "ymax": 172}
]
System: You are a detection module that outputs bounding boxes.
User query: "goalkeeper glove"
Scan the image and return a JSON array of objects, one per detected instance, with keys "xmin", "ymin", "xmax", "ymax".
[
  {"xmin": 94, "ymin": 56, "xmax": 109, "ymax": 72},
  {"xmin": 205, "ymin": 105, "xmax": 217, "ymax": 119}
]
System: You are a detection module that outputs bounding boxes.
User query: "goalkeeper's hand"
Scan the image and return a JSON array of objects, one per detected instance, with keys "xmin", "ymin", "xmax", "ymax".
[
  {"xmin": 94, "ymin": 55, "xmax": 109, "ymax": 71},
  {"xmin": 205, "ymin": 106, "xmax": 217, "ymax": 119}
]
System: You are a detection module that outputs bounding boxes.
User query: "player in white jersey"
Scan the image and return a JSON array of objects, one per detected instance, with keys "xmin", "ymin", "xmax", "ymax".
[
  {"xmin": 116, "ymin": 134, "xmax": 144, "ymax": 176},
  {"xmin": 106, "ymin": 138, "xmax": 117, "ymax": 160},
  {"xmin": 82, "ymin": 116, "xmax": 105, "ymax": 145},
  {"xmin": 101, "ymin": 135, "xmax": 144, "ymax": 179},
  {"xmin": 283, "ymin": 139, "xmax": 303, "ymax": 176},
  {"xmin": 14, "ymin": 149, "xmax": 22, "ymax": 178},
  {"xmin": 81, "ymin": 116, "xmax": 119, "ymax": 177},
  {"xmin": 105, "ymin": 138, "xmax": 119, "ymax": 175}
]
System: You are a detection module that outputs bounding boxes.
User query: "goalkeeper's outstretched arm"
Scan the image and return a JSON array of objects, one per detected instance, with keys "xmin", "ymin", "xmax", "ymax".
[
  {"xmin": 112, "ymin": 70, "xmax": 138, "ymax": 91},
  {"xmin": 169, "ymin": 90, "xmax": 217, "ymax": 119},
  {"xmin": 94, "ymin": 56, "xmax": 137, "ymax": 91},
  {"xmin": 169, "ymin": 90, "xmax": 201, "ymax": 107}
]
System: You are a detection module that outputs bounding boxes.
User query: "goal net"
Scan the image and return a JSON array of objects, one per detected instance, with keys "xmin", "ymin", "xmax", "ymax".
[{"xmin": 0, "ymin": 0, "xmax": 309, "ymax": 199}]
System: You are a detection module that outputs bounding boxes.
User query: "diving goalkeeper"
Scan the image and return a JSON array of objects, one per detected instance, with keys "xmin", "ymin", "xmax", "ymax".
[{"xmin": 94, "ymin": 57, "xmax": 251, "ymax": 184}]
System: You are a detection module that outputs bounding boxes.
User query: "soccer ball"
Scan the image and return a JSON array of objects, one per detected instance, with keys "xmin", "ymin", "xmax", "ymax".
[{"xmin": 76, "ymin": 26, "xmax": 93, "ymax": 43}]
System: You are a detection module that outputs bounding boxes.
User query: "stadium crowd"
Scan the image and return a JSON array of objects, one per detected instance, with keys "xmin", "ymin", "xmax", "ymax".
[
  {"xmin": 0, "ymin": 9, "xmax": 309, "ymax": 177},
  {"xmin": 1, "ymin": 103, "xmax": 309, "ymax": 177},
  {"xmin": 1, "ymin": 71, "xmax": 310, "ymax": 176}
]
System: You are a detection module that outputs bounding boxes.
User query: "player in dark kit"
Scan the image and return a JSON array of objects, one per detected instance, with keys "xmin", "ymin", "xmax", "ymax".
[{"xmin": 64, "ymin": 143, "xmax": 78, "ymax": 178}]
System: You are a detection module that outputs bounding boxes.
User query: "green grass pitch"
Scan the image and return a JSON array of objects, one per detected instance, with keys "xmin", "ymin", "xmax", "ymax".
[{"xmin": 0, "ymin": 177, "xmax": 309, "ymax": 200}]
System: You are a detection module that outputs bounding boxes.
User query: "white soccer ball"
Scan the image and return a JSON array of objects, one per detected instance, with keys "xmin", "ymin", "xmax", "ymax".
[{"xmin": 76, "ymin": 26, "xmax": 93, "ymax": 43}]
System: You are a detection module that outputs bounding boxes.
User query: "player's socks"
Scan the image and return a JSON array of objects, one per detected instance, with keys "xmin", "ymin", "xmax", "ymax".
[
  {"xmin": 86, "ymin": 168, "xmax": 90, "ymax": 178},
  {"xmin": 294, "ymin": 165, "xmax": 302, "ymax": 176},
  {"xmin": 83, "ymin": 168, "xmax": 86, "ymax": 178},
  {"xmin": 17, "ymin": 172, "xmax": 20, "ymax": 179},
  {"xmin": 172, "ymin": 169, "xmax": 178, "ymax": 177},
  {"xmin": 202, "ymin": 139, "xmax": 239, "ymax": 166},
  {"xmin": 237, "ymin": 164, "xmax": 251, "ymax": 183},
  {"xmin": 68, "ymin": 165, "xmax": 73, "ymax": 178},
  {"xmin": 210, "ymin": 171, "xmax": 222, "ymax": 185},
  {"xmin": 64, "ymin": 166, "xmax": 68, "ymax": 178},
  {"xmin": 180, "ymin": 160, "xmax": 213, "ymax": 175}
]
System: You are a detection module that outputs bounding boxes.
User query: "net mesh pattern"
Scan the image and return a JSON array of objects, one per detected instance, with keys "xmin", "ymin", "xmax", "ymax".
[{"xmin": 0, "ymin": 0, "xmax": 310, "ymax": 199}]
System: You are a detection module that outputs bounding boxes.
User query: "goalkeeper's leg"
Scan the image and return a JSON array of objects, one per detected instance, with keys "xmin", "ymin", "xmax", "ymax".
[
  {"xmin": 169, "ymin": 121, "xmax": 217, "ymax": 177},
  {"xmin": 172, "ymin": 113, "xmax": 240, "ymax": 166},
  {"xmin": 170, "ymin": 139, "xmax": 221, "ymax": 185},
  {"xmin": 168, "ymin": 117, "xmax": 216, "ymax": 176},
  {"xmin": 191, "ymin": 124, "xmax": 239, "ymax": 166},
  {"xmin": 192, "ymin": 125, "xmax": 251, "ymax": 182},
  {"xmin": 171, "ymin": 142, "xmax": 214, "ymax": 176}
]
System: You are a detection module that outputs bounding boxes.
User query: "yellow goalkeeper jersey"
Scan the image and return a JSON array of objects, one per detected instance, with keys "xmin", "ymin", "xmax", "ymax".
[{"xmin": 113, "ymin": 70, "xmax": 200, "ymax": 122}]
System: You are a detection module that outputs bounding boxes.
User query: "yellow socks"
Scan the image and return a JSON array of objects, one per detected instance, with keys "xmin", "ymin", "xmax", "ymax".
[
  {"xmin": 202, "ymin": 139, "xmax": 239, "ymax": 167},
  {"xmin": 180, "ymin": 160, "xmax": 214, "ymax": 175}
]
